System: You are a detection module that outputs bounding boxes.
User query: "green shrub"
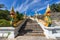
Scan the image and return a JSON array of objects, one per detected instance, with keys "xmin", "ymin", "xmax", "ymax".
[
  {"xmin": 16, "ymin": 11, "xmax": 24, "ymax": 20},
  {"xmin": 0, "ymin": 19, "xmax": 11, "ymax": 27}
]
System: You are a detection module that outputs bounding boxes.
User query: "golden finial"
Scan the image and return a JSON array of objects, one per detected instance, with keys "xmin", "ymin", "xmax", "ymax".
[{"xmin": 44, "ymin": 4, "xmax": 51, "ymax": 16}]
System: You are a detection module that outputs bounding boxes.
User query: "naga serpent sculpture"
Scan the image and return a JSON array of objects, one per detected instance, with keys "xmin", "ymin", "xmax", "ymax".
[{"xmin": 39, "ymin": 4, "xmax": 52, "ymax": 27}]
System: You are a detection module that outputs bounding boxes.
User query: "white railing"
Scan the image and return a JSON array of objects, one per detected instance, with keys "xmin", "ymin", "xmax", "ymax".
[
  {"xmin": 0, "ymin": 27, "xmax": 15, "ymax": 38},
  {"xmin": 0, "ymin": 19, "xmax": 27, "ymax": 38},
  {"xmin": 37, "ymin": 20, "xmax": 60, "ymax": 39},
  {"xmin": 15, "ymin": 19, "xmax": 27, "ymax": 37},
  {"xmin": 30, "ymin": 18, "xmax": 60, "ymax": 39}
]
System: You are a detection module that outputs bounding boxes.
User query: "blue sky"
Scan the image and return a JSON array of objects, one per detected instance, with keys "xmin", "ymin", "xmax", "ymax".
[{"xmin": 0, "ymin": 0, "xmax": 60, "ymax": 16}]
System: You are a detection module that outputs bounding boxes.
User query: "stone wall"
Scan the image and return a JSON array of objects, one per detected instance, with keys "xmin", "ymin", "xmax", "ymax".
[{"xmin": 51, "ymin": 12, "xmax": 60, "ymax": 20}]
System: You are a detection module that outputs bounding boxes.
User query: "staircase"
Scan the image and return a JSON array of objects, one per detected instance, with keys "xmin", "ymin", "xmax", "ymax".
[{"xmin": 18, "ymin": 19, "xmax": 45, "ymax": 36}]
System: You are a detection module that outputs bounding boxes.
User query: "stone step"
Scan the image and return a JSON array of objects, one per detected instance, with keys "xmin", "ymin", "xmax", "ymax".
[
  {"xmin": 18, "ymin": 19, "xmax": 44, "ymax": 36},
  {"xmin": 24, "ymin": 28, "xmax": 43, "ymax": 31},
  {"xmin": 24, "ymin": 33, "xmax": 45, "ymax": 36},
  {"xmin": 32, "ymin": 31, "xmax": 43, "ymax": 33},
  {"xmin": 16, "ymin": 36, "xmax": 55, "ymax": 40},
  {"xmin": 25, "ymin": 27, "xmax": 43, "ymax": 29}
]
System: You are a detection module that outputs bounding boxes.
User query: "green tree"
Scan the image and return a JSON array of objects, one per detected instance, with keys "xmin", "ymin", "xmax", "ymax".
[
  {"xmin": 16, "ymin": 11, "xmax": 24, "ymax": 20},
  {"xmin": 50, "ymin": 3, "xmax": 60, "ymax": 12},
  {"xmin": 50, "ymin": 4, "xmax": 56, "ymax": 12},
  {"xmin": 56, "ymin": 3, "xmax": 60, "ymax": 12},
  {"xmin": 0, "ymin": 10, "xmax": 10, "ymax": 20},
  {"xmin": 0, "ymin": 4, "xmax": 5, "ymax": 8}
]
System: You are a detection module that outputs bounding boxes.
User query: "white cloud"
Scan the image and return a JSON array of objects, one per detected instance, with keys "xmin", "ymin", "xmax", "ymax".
[
  {"xmin": 15, "ymin": 4, "xmax": 20, "ymax": 11},
  {"xmin": 22, "ymin": 0, "xmax": 41, "ymax": 12},
  {"xmin": 15, "ymin": 0, "xmax": 52, "ymax": 13},
  {"xmin": 16, "ymin": 0, "xmax": 41, "ymax": 13},
  {"xmin": 32, "ymin": 0, "xmax": 51, "ymax": 12},
  {"xmin": 44, "ymin": 1, "xmax": 49, "ymax": 4},
  {"xmin": 39, "ymin": 13, "xmax": 42, "ymax": 15},
  {"xmin": 15, "ymin": 0, "xmax": 28, "ymax": 12},
  {"xmin": 56, "ymin": 1, "xmax": 60, "ymax": 4},
  {"xmin": 19, "ymin": 0, "xmax": 28, "ymax": 11},
  {"xmin": 10, "ymin": 0, "xmax": 17, "ymax": 10},
  {"xmin": 36, "ymin": 7, "xmax": 46, "ymax": 12},
  {"xmin": 12, "ymin": 0, "xmax": 16, "ymax": 6}
]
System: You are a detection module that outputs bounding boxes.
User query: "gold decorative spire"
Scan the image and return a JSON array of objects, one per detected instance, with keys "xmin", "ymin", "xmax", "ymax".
[
  {"xmin": 44, "ymin": 4, "xmax": 51, "ymax": 16},
  {"xmin": 46, "ymin": 4, "xmax": 50, "ymax": 13},
  {"xmin": 10, "ymin": 7, "xmax": 15, "ymax": 15}
]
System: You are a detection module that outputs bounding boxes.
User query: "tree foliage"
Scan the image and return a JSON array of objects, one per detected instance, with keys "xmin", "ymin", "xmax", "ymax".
[
  {"xmin": 0, "ymin": 4, "xmax": 24, "ymax": 27},
  {"xmin": 16, "ymin": 11, "xmax": 24, "ymax": 20},
  {"xmin": 0, "ymin": 4, "xmax": 5, "ymax": 8},
  {"xmin": 0, "ymin": 10, "xmax": 10, "ymax": 20},
  {"xmin": 50, "ymin": 3, "xmax": 60, "ymax": 12}
]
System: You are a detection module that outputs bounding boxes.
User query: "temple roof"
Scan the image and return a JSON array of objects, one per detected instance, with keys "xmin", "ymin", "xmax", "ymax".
[
  {"xmin": 46, "ymin": 4, "xmax": 50, "ymax": 13},
  {"xmin": 10, "ymin": 7, "xmax": 15, "ymax": 15}
]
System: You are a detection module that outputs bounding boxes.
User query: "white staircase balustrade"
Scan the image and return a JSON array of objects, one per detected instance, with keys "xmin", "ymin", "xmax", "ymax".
[{"xmin": 30, "ymin": 18, "xmax": 60, "ymax": 39}]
